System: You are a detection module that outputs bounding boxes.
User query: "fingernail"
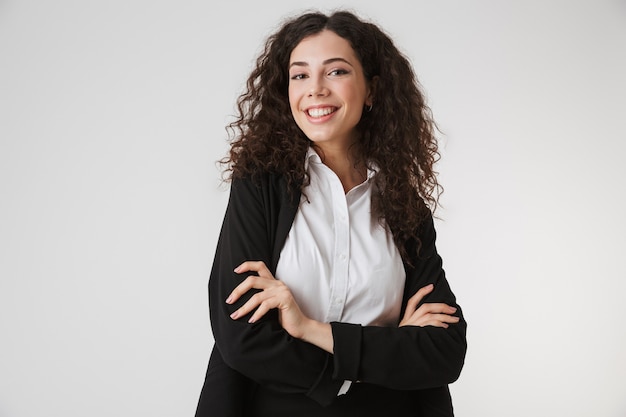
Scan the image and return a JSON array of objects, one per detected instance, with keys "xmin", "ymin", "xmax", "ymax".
[
  {"xmin": 450, "ymin": 307, "xmax": 457, "ymax": 313},
  {"xmin": 248, "ymin": 317, "xmax": 256, "ymax": 324},
  {"xmin": 230, "ymin": 311, "xmax": 238, "ymax": 319},
  {"xmin": 225, "ymin": 296, "xmax": 233, "ymax": 304}
]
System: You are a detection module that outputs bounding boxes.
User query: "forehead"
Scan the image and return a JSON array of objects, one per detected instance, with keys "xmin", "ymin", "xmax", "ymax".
[{"xmin": 289, "ymin": 30, "xmax": 358, "ymax": 63}]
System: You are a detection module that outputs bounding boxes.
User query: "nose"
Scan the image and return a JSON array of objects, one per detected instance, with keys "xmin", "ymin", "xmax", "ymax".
[{"xmin": 308, "ymin": 76, "xmax": 329, "ymax": 97}]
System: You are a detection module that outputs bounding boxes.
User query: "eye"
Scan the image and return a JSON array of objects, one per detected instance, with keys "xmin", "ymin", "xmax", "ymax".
[
  {"xmin": 290, "ymin": 73, "xmax": 308, "ymax": 80},
  {"xmin": 328, "ymin": 68, "xmax": 349, "ymax": 76}
]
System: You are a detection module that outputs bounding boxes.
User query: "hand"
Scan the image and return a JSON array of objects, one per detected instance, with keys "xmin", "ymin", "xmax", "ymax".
[
  {"xmin": 226, "ymin": 261, "xmax": 309, "ymax": 339},
  {"xmin": 399, "ymin": 284, "xmax": 460, "ymax": 328}
]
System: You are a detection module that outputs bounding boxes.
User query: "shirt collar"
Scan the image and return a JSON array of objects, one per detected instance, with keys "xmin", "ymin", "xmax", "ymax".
[
  {"xmin": 305, "ymin": 147, "xmax": 323, "ymax": 170},
  {"xmin": 305, "ymin": 147, "xmax": 378, "ymax": 181}
]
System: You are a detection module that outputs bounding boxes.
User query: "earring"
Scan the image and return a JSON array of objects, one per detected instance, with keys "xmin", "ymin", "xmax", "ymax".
[{"xmin": 366, "ymin": 104, "xmax": 373, "ymax": 112}]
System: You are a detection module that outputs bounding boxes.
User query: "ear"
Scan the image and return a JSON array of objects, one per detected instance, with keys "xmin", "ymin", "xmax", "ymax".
[{"xmin": 365, "ymin": 75, "xmax": 379, "ymax": 106}]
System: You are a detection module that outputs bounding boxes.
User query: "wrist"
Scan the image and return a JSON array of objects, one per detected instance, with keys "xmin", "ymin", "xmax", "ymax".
[
  {"xmin": 299, "ymin": 317, "xmax": 317, "ymax": 341},
  {"xmin": 300, "ymin": 319, "xmax": 334, "ymax": 353}
]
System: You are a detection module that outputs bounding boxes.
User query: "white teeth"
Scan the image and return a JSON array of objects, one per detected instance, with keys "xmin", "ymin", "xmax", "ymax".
[{"xmin": 307, "ymin": 107, "xmax": 335, "ymax": 118}]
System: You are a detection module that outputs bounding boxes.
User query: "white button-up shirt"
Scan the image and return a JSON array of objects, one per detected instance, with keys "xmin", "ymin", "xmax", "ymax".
[{"xmin": 276, "ymin": 147, "xmax": 406, "ymax": 328}]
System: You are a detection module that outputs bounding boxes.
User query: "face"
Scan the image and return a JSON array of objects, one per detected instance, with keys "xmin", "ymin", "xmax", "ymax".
[{"xmin": 288, "ymin": 30, "xmax": 372, "ymax": 149}]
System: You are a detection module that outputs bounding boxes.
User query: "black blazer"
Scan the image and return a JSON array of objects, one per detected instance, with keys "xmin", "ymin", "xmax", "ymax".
[{"xmin": 196, "ymin": 174, "xmax": 467, "ymax": 416}]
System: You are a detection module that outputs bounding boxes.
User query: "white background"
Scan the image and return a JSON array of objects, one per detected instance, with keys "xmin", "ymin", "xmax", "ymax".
[{"xmin": 1, "ymin": 0, "xmax": 625, "ymax": 416}]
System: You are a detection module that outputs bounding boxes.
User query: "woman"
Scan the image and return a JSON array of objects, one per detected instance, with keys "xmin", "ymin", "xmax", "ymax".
[{"xmin": 196, "ymin": 10, "xmax": 467, "ymax": 417}]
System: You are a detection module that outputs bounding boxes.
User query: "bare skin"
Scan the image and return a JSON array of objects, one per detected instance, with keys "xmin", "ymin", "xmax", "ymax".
[{"xmin": 227, "ymin": 261, "xmax": 460, "ymax": 354}]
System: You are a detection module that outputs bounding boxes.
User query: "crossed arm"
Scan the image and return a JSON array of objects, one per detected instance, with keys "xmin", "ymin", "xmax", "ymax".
[
  {"xmin": 208, "ymin": 176, "xmax": 467, "ymax": 405},
  {"xmin": 227, "ymin": 260, "xmax": 460, "ymax": 354}
]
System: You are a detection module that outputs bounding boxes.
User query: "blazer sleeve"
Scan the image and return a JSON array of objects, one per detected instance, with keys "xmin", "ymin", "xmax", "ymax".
[
  {"xmin": 195, "ymin": 346, "xmax": 252, "ymax": 417},
  {"xmin": 208, "ymin": 176, "xmax": 344, "ymax": 406},
  {"xmin": 330, "ymin": 213, "xmax": 467, "ymax": 389}
]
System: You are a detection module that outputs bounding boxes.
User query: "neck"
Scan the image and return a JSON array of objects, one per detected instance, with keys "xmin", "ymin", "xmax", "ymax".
[{"xmin": 312, "ymin": 143, "xmax": 367, "ymax": 193}]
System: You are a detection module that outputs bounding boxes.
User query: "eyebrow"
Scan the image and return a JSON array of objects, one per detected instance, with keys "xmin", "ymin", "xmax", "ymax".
[{"xmin": 289, "ymin": 57, "xmax": 354, "ymax": 69}]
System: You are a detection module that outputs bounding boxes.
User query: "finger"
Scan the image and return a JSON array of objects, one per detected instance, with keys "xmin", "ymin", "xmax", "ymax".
[
  {"xmin": 402, "ymin": 297, "xmax": 419, "ymax": 323},
  {"xmin": 420, "ymin": 313, "xmax": 461, "ymax": 328},
  {"xmin": 402, "ymin": 284, "xmax": 434, "ymax": 322},
  {"xmin": 401, "ymin": 313, "xmax": 460, "ymax": 328},
  {"xmin": 226, "ymin": 275, "xmax": 273, "ymax": 304},
  {"xmin": 426, "ymin": 313, "xmax": 460, "ymax": 324},
  {"xmin": 411, "ymin": 283, "xmax": 435, "ymax": 304},
  {"xmin": 416, "ymin": 303, "xmax": 457, "ymax": 315},
  {"xmin": 234, "ymin": 260, "xmax": 271, "ymax": 276},
  {"xmin": 230, "ymin": 290, "xmax": 272, "ymax": 320},
  {"xmin": 231, "ymin": 283, "xmax": 293, "ymax": 322},
  {"xmin": 225, "ymin": 276, "xmax": 256, "ymax": 304},
  {"xmin": 248, "ymin": 300, "xmax": 274, "ymax": 324}
]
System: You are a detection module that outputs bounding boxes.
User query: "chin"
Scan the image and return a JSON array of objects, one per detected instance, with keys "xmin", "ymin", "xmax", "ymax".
[
  {"xmin": 300, "ymin": 130, "xmax": 332, "ymax": 143},
  {"xmin": 307, "ymin": 135, "xmax": 335, "ymax": 145}
]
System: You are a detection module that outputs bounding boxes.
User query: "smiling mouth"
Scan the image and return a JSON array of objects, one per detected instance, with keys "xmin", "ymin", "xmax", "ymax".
[{"xmin": 306, "ymin": 107, "xmax": 337, "ymax": 118}]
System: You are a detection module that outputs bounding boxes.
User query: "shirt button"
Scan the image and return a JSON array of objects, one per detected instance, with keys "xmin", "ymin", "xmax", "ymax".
[
  {"xmin": 339, "ymin": 254, "xmax": 347, "ymax": 261},
  {"xmin": 334, "ymin": 298, "xmax": 342, "ymax": 304}
]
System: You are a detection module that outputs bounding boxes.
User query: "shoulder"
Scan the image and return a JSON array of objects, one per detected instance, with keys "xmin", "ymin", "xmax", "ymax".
[
  {"xmin": 403, "ymin": 209, "xmax": 438, "ymax": 265},
  {"xmin": 230, "ymin": 172, "xmax": 288, "ymax": 196},
  {"xmin": 229, "ymin": 172, "xmax": 300, "ymax": 210}
]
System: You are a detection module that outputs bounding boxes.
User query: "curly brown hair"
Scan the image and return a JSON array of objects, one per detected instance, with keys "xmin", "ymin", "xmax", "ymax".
[{"xmin": 223, "ymin": 10, "xmax": 442, "ymax": 260}]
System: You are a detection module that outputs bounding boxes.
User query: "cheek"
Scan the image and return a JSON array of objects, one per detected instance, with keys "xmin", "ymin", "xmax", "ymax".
[
  {"xmin": 288, "ymin": 87, "xmax": 298, "ymax": 114},
  {"xmin": 287, "ymin": 88, "xmax": 305, "ymax": 130},
  {"xmin": 340, "ymin": 82, "xmax": 362, "ymax": 103}
]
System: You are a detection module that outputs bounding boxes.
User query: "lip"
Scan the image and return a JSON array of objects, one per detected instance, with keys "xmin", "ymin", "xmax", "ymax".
[{"xmin": 303, "ymin": 105, "xmax": 339, "ymax": 123}]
